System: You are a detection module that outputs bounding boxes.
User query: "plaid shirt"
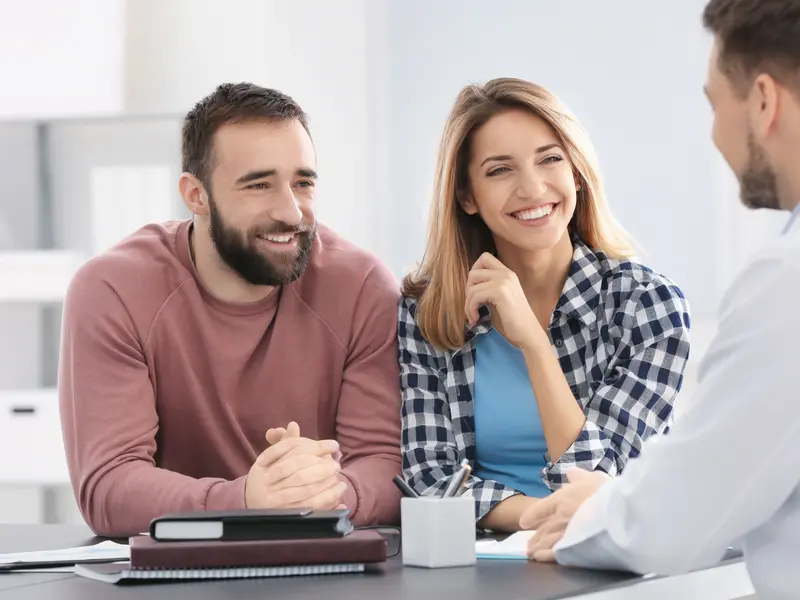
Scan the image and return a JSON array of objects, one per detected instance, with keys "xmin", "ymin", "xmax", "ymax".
[{"xmin": 398, "ymin": 238, "xmax": 691, "ymax": 520}]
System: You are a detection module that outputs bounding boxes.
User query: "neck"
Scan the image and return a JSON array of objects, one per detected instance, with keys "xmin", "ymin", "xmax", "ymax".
[
  {"xmin": 781, "ymin": 170, "xmax": 800, "ymax": 213},
  {"xmin": 190, "ymin": 220, "xmax": 276, "ymax": 303},
  {"xmin": 777, "ymin": 130, "xmax": 800, "ymax": 211},
  {"xmin": 495, "ymin": 231, "xmax": 574, "ymax": 325}
]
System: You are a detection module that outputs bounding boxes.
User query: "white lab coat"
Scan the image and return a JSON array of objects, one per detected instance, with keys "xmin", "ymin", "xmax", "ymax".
[{"xmin": 554, "ymin": 208, "xmax": 800, "ymax": 600}]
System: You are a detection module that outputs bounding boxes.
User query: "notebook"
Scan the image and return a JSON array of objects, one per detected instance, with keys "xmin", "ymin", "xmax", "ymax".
[
  {"xmin": 75, "ymin": 561, "xmax": 365, "ymax": 584},
  {"xmin": 128, "ymin": 529, "xmax": 387, "ymax": 569},
  {"xmin": 0, "ymin": 541, "xmax": 130, "ymax": 571},
  {"xmin": 149, "ymin": 508, "xmax": 353, "ymax": 541},
  {"xmin": 475, "ymin": 530, "xmax": 536, "ymax": 560}
]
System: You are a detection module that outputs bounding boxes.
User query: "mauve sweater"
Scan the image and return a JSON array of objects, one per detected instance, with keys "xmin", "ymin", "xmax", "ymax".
[{"xmin": 58, "ymin": 219, "xmax": 402, "ymax": 536}]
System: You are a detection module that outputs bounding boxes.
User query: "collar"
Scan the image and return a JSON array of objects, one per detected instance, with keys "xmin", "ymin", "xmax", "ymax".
[
  {"xmin": 783, "ymin": 203, "xmax": 800, "ymax": 235},
  {"xmin": 553, "ymin": 238, "xmax": 603, "ymax": 330},
  {"xmin": 463, "ymin": 237, "xmax": 604, "ymax": 343}
]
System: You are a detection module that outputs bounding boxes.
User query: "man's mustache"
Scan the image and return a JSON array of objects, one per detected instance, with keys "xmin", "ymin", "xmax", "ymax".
[{"xmin": 251, "ymin": 221, "xmax": 315, "ymax": 237}]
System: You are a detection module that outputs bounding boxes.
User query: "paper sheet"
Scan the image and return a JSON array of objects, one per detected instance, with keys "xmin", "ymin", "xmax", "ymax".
[
  {"xmin": 475, "ymin": 530, "xmax": 536, "ymax": 559},
  {"xmin": 0, "ymin": 541, "xmax": 130, "ymax": 567}
]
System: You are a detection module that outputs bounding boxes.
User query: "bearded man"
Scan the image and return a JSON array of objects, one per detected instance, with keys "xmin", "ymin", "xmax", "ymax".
[{"xmin": 58, "ymin": 83, "xmax": 402, "ymax": 537}]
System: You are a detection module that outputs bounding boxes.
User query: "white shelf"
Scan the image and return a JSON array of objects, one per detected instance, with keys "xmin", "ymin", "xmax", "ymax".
[
  {"xmin": 0, "ymin": 387, "xmax": 70, "ymax": 486},
  {"xmin": 0, "ymin": 250, "xmax": 85, "ymax": 302},
  {"xmin": 0, "ymin": 387, "xmax": 58, "ymax": 404}
]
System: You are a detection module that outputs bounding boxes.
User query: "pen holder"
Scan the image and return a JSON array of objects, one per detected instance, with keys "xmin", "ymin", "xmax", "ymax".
[{"xmin": 401, "ymin": 496, "xmax": 476, "ymax": 568}]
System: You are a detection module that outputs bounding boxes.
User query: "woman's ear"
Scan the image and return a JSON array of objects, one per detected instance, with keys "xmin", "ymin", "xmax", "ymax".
[
  {"xmin": 459, "ymin": 189, "xmax": 479, "ymax": 215},
  {"xmin": 573, "ymin": 172, "xmax": 583, "ymax": 192}
]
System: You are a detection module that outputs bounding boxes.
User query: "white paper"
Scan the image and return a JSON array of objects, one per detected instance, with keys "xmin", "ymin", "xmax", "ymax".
[
  {"xmin": 0, "ymin": 541, "xmax": 129, "ymax": 566},
  {"xmin": 12, "ymin": 566, "xmax": 75, "ymax": 573},
  {"xmin": 17, "ymin": 561, "xmax": 129, "ymax": 574},
  {"xmin": 475, "ymin": 530, "xmax": 536, "ymax": 559}
]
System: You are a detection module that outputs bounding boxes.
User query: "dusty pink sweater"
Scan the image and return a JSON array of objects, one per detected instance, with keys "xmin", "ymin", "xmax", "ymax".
[{"xmin": 58, "ymin": 220, "xmax": 402, "ymax": 536}]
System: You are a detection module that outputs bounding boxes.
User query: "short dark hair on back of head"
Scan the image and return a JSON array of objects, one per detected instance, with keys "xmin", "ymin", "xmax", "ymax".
[
  {"xmin": 703, "ymin": 0, "xmax": 800, "ymax": 97},
  {"xmin": 182, "ymin": 82, "xmax": 310, "ymax": 186}
]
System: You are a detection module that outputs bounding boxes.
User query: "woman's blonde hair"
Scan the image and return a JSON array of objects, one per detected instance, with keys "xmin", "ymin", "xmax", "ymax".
[{"xmin": 402, "ymin": 77, "xmax": 635, "ymax": 351}]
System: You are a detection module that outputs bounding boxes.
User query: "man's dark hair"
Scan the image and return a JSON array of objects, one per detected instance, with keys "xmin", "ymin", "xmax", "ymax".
[
  {"xmin": 703, "ymin": 0, "xmax": 800, "ymax": 97},
  {"xmin": 182, "ymin": 82, "xmax": 310, "ymax": 185}
]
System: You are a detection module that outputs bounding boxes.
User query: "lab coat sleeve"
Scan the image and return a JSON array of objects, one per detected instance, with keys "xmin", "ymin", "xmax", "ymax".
[{"xmin": 553, "ymin": 246, "xmax": 800, "ymax": 576}]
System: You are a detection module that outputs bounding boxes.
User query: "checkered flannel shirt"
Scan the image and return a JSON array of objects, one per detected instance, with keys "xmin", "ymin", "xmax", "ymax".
[{"xmin": 398, "ymin": 238, "xmax": 691, "ymax": 520}]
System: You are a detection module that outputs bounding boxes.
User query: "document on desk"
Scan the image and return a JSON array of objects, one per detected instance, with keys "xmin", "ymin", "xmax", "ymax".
[
  {"xmin": 0, "ymin": 541, "xmax": 130, "ymax": 572},
  {"xmin": 475, "ymin": 531, "xmax": 536, "ymax": 560}
]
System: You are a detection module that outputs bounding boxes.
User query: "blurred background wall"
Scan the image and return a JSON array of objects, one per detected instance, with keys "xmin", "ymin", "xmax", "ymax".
[{"xmin": 0, "ymin": 0, "xmax": 786, "ymax": 525}]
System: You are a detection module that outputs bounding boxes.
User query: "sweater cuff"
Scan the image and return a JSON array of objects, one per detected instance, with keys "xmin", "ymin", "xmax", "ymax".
[
  {"xmin": 339, "ymin": 471, "xmax": 360, "ymax": 520},
  {"xmin": 205, "ymin": 476, "xmax": 248, "ymax": 511}
]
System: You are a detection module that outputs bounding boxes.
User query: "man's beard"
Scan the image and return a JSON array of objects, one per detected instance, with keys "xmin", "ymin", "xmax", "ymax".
[
  {"xmin": 208, "ymin": 196, "xmax": 316, "ymax": 286},
  {"xmin": 739, "ymin": 130, "xmax": 780, "ymax": 211}
]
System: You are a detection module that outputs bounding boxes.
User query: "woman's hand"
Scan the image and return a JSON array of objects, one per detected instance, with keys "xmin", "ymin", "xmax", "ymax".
[{"xmin": 465, "ymin": 252, "xmax": 545, "ymax": 350}]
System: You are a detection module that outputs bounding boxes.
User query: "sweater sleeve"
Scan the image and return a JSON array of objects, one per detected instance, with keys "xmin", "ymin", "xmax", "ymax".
[
  {"xmin": 58, "ymin": 260, "xmax": 246, "ymax": 537},
  {"xmin": 334, "ymin": 263, "xmax": 403, "ymax": 526}
]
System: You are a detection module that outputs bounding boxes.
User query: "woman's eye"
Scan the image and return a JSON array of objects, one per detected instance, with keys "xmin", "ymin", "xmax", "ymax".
[{"xmin": 487, "ymin": 167, "xmax": 510, "ymax": 177}]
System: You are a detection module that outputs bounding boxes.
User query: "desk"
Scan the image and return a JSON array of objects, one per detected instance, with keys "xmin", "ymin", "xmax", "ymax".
[{"xmin": 0, "ymin": 525, "xmax": 755, "ymax": 599}]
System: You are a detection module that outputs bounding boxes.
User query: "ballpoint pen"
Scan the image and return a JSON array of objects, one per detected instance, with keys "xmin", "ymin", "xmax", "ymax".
[
  {"xmin": 393, "ymin": 475, "xmax": 420, "ymax": 498},
  {"xmin": 442, "ymin": 458, "xmax": 471, "ymax": 497}
]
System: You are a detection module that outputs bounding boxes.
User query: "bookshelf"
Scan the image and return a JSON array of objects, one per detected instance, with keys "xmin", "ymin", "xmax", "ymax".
[
  {"xmin": 0, "ymin": 251, "xmax": 84, "ymax": 303},
  {"xmin": 0, "ymin": 114, "xmax": 186, "ymax": 523}
]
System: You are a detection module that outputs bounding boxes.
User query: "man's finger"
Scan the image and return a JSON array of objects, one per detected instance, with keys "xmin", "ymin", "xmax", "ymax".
[
  {"xmin": 268, "ymin": 476, "xmax": 343, "ymax": 507},
  {"xmin": 277, "ymin": 438, "xmax": 340, "ymax": 463},
  {"xmin": 285, "ymin": 481, "xmax": 348, "ymax": 511},
  {"xmin": 267, "ymin": 459, "xmax": 341, "ymax": 490},
  {"xmin": 519, "ymin": 495, "xmax": 558, "ymax": 529},
  {"xmin": 265, "ymin": 428, "xmax": 286, "ymax": 446},
  {"xmin": 530, "ymin": 517, "xmax": 566, "ymax": 546},
  {"xmin": 286, "ymin": 421, "xmax": 300, "ymax": 437},
  {"xmin": 260, "ymin": 454, "xmax": 328, "ymax": 487},
  {"xmin": 528, "ymin": 524, "xmax": 567, "ymax": 558},
  {"xmin": 256, "ymin": 437, "xmax": 339, "ymax": 468},
  {"xmin": 532, "ymin": 548, "xmax": 556, "ymax": 563}
]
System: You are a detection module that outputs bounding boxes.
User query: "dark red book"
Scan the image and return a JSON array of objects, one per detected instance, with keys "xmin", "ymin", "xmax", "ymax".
[{"xmin": 129, "ymin": 530, "xmax": 387, "ymax": 569}]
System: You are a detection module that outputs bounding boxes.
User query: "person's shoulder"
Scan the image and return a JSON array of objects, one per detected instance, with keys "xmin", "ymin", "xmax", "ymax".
[
  {"xmin": 590, "ymin": 245, "xmax": 690, "ymax": 324},
  {"xmin": 717, "ymin": 221, "xmax": 800, "ymax": 317},
  {"xmin": 397, "ymin": 293, "xmax": 426, "ymax": 339},
  {"xmin": 290, "ymin": 224, "xmax": 400, "ymax": 334},
  {"xmin": 398, "ymin": 293, "xmax": 421, "ymax": 321},
  {"xmin": 299, "ymin": 224, "xmax": 398, "ymax": 293},
  {"xmin": 66, "ymin": 221, "xmax": 192, "ymax": 318}
]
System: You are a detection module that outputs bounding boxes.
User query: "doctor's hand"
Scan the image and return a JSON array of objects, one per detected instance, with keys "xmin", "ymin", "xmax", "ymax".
[
  {"xmin": 465, "ymin": 253, "xmax": 543, "ymax": 349},
  {"xmin": 245, "ymin": 423, "xmax": 346, "ymax": 511},
  {"xmin": 519, "ymin": 468, "xmax": 610, "ymax": 562}
]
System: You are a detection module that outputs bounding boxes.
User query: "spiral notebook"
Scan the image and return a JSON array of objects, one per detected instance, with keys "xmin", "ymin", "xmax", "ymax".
[
  {"xmin": 475, "ymin": 531, "xmax": 536, "ymax": 560},
  {"xmin": 75, "ymin": 561, "xmax": 365, "ymax": 584}
]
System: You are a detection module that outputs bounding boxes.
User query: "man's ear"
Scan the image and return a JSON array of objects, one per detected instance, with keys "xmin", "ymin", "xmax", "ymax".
[
  {"xmin": 179, "ymin": 173, "xmax": 210, "ymax": 216},
  {"xmin": 750, "ymin": 73, "xmax": 780, "ymax": 140}
]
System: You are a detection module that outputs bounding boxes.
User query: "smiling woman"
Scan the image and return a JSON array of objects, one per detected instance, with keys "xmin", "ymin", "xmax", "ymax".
[{"xmin": 398, "ymin": 77, "xmax": 692, "ymax": 532}]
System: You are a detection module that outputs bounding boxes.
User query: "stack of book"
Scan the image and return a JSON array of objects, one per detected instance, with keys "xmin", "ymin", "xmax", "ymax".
[{"xmin": 76, "ymin": 509, "xmax": 388, "ymax": 584}]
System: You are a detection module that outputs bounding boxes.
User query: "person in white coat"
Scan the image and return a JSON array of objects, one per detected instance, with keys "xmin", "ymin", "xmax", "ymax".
[{"xmin": 518, "ymin": 1, "xmax": 800, "ymax": 599}]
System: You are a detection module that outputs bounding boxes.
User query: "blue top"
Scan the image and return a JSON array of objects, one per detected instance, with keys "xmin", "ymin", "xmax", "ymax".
[{"xmin": 472, "ymin": 327, "xmax": 551, "ymax": 498}]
